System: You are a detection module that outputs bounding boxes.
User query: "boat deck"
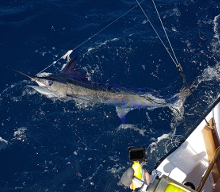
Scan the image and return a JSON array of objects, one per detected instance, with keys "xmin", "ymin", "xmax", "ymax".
[{"xmin": 156, "ymin": 101, "xmax": 220, "ymax": 192}]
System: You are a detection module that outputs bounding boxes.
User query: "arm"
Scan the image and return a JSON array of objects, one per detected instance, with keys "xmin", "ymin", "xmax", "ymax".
[{"xmin": 144, "ymin": 171, "xmax": 151, "ymax": 184}]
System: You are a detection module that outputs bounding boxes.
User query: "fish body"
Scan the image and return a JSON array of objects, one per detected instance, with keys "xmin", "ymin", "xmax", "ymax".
[{"xmin": 14, "ymin": 57, "xmax": 179, "ymax": 120}]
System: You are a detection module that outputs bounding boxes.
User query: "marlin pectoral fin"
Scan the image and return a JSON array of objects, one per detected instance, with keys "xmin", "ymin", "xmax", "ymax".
[
  {"xmin": 116, "ymin": 107, "xmax": 133, "ymax": 123},
  {"xmin": 66, "ymin": 94, "xmax": 77, "ymax": 98}
]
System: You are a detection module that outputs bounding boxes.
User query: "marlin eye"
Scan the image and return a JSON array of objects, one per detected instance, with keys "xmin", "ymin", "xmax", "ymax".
[{"xmin": 48, "ymin": 81, "xmax": 53, "ymax": 86}]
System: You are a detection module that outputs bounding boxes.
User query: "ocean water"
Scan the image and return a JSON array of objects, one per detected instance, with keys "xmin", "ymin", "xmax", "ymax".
[{"xmin": 1, "ymin": 0, "xmax": 220, "ymax": 191}]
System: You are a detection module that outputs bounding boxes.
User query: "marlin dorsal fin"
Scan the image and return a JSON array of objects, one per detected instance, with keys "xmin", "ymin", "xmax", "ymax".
[
  {"xmin": 60, "ymin": 57, "xmax": 87, "ymax": 80},
  {"xmin": 60, "ymin": 56, "xmax": 78, "ymax": 75}
]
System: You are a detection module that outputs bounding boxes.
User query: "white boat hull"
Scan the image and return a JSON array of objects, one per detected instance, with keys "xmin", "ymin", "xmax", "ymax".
[{"xmin": 156, "ymin": 98, "xmax": 220, "ymax": 192}]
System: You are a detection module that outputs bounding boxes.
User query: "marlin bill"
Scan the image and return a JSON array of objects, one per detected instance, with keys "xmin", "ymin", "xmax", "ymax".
[{"xmin": 14, "ymin": 57, "xmax": 185, "ymax": 121}]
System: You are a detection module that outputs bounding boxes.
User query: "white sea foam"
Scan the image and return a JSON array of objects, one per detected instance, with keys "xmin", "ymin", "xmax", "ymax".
[
  {"xmin": 85, "ymin": 38, "xmax": 119, "ymax": 55},
  {"xmin": 0, "ymin": 137, "xmax": 8, "ymax": 150},
  {"xmin": 13, "ymin": 127, "xmax": 27, "ymax": 142},
  {"xmin": 36, "ymin": 72, "xmax": 52, "ymax": 77},
  {"xmin": 211, "ymin": 14, "xmax": 220, "ymax": 54},
  {"xmin": 214, "ymin": 14, "xmax": 220, "ymax": 40},
  {"xmin": 117, "ymin": 124, "xmax": 146, "ymax": 136},
  {"xmin": 149, "ymin": 133, "xmax": 171, "ymax": 153}
]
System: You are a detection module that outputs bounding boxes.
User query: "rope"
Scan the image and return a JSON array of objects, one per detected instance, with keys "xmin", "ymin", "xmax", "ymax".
[
  {"xmin": 136, "ymin": 0, "xmax": 210, "ymax": 126},
  {"xmin": 151, "ymin": 0, "xmax": 179, "ymax": 65},
  {"xmin": 37, "ymin": 0, "xmax": 210, "ymax": 126},
  {"xmin": 135, "ymin": 0, "xmax": 178, "ymax": 66}
]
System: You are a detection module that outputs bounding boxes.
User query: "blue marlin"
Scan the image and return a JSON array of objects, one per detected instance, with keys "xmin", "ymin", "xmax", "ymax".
[{"xmin": 14, "ymin": 57, "xmax": 182, "ymax": 121}]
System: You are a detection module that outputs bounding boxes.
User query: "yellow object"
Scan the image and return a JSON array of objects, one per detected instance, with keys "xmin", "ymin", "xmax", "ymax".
[
  {"xmin": 132, "ymin": 161, "xmax": 142, "ymax": 179},
  {"xmin": 130, "ymin": 161, "xmax": 143, "ymax": 190},
  {"xmin": 165, "ymin": 182, "xmax": 191, "ymax": 192}
]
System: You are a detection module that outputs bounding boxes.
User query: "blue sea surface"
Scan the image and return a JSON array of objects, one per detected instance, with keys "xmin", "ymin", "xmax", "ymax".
[{"xmin": 1, "ymin": 0, "xmax": 220, "ymax": 191}]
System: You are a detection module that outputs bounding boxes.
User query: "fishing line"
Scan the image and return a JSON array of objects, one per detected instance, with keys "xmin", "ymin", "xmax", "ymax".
[
  {"xmin": 136, "ymin": 0, "xmax": 210, "ymax": 126},
  {"xmin": 135, "ymin": 0, "xmax": 178, "ymax": 67},
  {"xmin": 37, "ymin": 50, "xmax": 73, "ymax": 75},
  {"xmin": 37, "ymin": 2, "xmax": 144, "ymax": 75},
  {"xmin": 151, "ymin": 0, "xmax": 179, "ymax": 65},
  {"xmin": 37, "ymin": 0, "xmax": 210, "ymax": 126}
]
